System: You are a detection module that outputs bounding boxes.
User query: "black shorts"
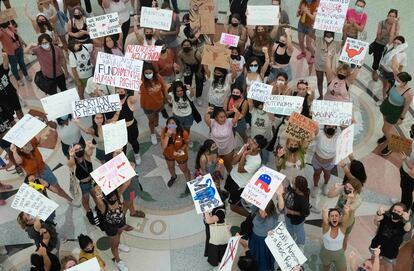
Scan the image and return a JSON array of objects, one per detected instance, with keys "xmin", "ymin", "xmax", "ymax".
[
  {"xmin": 1, "ymin": 90, "xmax": 21, "ymax": 112},
  {"xmin": 104, "ymin": 220, "xmax": 126, "ymax": 237},
  {"xmin": 225, "ymin": 174, "xmax": 243, "ymax": 206}
]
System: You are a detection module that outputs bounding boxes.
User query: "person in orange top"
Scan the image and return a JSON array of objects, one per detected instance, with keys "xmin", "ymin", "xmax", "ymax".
[
  {"xmin": 140, "ymin": 62, "xmax": 169, "ymax": 145},
  {"xmin": 296, "ymin": 0, "xmax": 320, "ymax": 65},
  {"xmin": 160, "ymin": 117, "xmax": 192, "ymax": 193}
]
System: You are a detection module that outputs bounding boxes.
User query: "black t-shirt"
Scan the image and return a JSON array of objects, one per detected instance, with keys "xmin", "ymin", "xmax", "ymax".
[
  {"xmin": 370, "ymin": 214, "xmax": 406, "ymax": 259},
  {"xmin": 0, "ymin": 103, "xmax": 14, "ymax": 136},
  {"xmin": 284, "ymin": 185, "xmax": 310, "ymax": 225},
  {"xmin": 0, "ymin": 65, "xmax": 17, "ymax": 97}
]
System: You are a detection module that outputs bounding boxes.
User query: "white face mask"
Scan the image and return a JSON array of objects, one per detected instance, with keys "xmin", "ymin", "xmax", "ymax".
[
  {"xmin": 324, "ymin": 37, "xmax": 334, "ymax": 43},
  {"xmin": 41, "ymin": 43, "xmax": 50, "ymax": 50},
  {"xmin": 276, "ymin": 80, "xmax": 285, "ymax": 86}
]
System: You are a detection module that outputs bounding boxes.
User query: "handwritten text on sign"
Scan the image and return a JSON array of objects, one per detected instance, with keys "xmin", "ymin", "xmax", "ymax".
[
  {"xmin": 90, "ymin": 152, "xmax": 136, "ymax": 195},
  {"xmin": 246, "ymin": 5, "xmax": 279, "ymax": 26},
  {"xmin": 241, "ymin": 166, "xmax": 285, "ymax": 210},
  {"xmin": 72, "ymin": 94, "xmax": 121, "ymax": 118},
  {"xmin": 218, "ymin": 236, "xmax": 241, "ymax": 271},
  {"xmin": 3, "ymin": 114, "xmax": 46, "ymax": 148},
  {"xmin": 187, "ymin": 174, "xmax": 223, "ymax": 214},
  {"xmin": 264, "ymin": 95, "xmax": 304, "ymax": 116},
  {"xmin": 247, "ymin": 81, "xmax": 272, "ymax": 102},
  {"xmin": 140, "ymin": 7, "xmax": 172, "ymax": 31},
  {"xmin": 314, "ymin": 0, "xmax": 350, "ymax": 33},
  {"xmin": 339, "ymin": 38, "xmax": 369, "ymax": 66},
  {"xmin": 11, "ymin": 183, "xmax": 58, "ymax": 221},
  {"xmin": 312, "ymin": 100, "xmax": 353, "ymax": 126},
  {"xmin": 94, "ymin": 52, "xmax": 143, "ymax": 91},
  {"xmin": 335, "ymin": 124, "xmax": 354, "ymax": 164},
  {"xmin": 125, "ymin": 45, "xmax": 162, "ymax": 61},
  {"xmin": 219, "ymin": 33, "xmax": 240, "ymax": 47},
  {"xmin": 285, "ymin": 112, "xmax": 318, "ymax": 142},
  {"xmin": 86, "ymin": 13, "xmax": 121, "ymax": 39},
  {"xmin": 41, "ymin": 88, "xmax": 80, "ymax": 120},
  {"xmin": 265, "ymin": 222, "xmax": 307, "ymax": 271},
  {"xmin": 102, "ymin": 119, "xmax": 128, "ymax": 154}
]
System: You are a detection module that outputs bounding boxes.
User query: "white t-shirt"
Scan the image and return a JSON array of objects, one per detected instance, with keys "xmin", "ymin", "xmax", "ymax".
[
  {"xmin": 208, "ymin": 74, "xmax": 232, "ymax": 107},
  {"xmin": 230, "ymin": 153, "xmax": 262, "ymax": 188},
  {"xmin": 169, "ymin": 91, "xmax": 192, "ymax": 117},
  {"xmin": 315, "ymin": 128, "xmax": 340, "ymax": 159},
  {"xmin": 250, "ymin": 107, "xmax": 272, "ymax": 140},
  {"xmin": 104, "ymin": 1, "xmax": 130, "ymax": 24},
  {"xmin": 380, "ymin": 44, "xmax": 408, "ymax": 72},
  {"xmin": 56, "ymin": 120, "xmax": 82, "ymax": 145},
  {"xmin": 69, "ymin": 44, "xmax": 93, "ymax": 79}
]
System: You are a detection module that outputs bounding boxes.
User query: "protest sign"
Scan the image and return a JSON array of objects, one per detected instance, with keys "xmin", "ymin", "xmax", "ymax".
[
  {"xmin": 218, "ymin": 236, "xmax": 241, "ymax": 271},
  {"xmin": 314, "ymin": 0, "xmax": 350, "ymax": 33},
  {"xmin": 189, "ymin": 0, "xmax": 215, "ymax": 34},
  {"xmin": 0, "ymin": 8, "xmax": 17, "ymax": 24},
  {"xmin": 247, "ymin": 81, "xmax": 272, "ymax": 102},
  {"xmin": 140, "ymin": 7, "xmax": 172, "ymax": 31},
  {"xmin": 94, "ymin": 52, "xmax": 143, "ymax": 91},
  {"xmin": 41, "ymin": 88, "xmax": 80, "ymax": 120},
  {"xmin": 11, "ymin": 183, "xmax": 58, "ymax": 221},
  {"xmin": 125, "ymin": 45, "xmax": 162, "ymax": 61},
  {"xmin": 339, "ymin": 38, "xmax": 369, "ymax": 66},
  {"xmin": 285, "ymin": 112, "xmax": 318, "ymax": 142},
  {"xmin": 72, "ymin": 94, "xmax": 121, "ymax": 118},
  {"xmin": 3, "ymin": 114, "xmax": 46, "ymax": 148},
  {"xmin": 102, "ymin": 119, "xmax": 128, "ymax": 154},
  {"xmin": 312, "ymin": 100, "xmax": 353, "ymax": 126},
  {"xmin": 187, "ymin": 174, "xmax": 223, "ymax": 214},
  {"xmin": 265, "ymin": 222, "xmax": 307, "ymax": 271},
  {"xmin": 66, "ymin": 257, "xmax": 100, "ymax": 271},
  {"xmin": 246, "ymin": 5, "xmax": 279, "ymax": 26},
  {"xmin": 219, "ymin": 33, "xmax": 240, "ymax": 47},
  {"xmin": 264, "ymin": 95, "xmax": 304, "ymax": 116},
  {"xmin": 241, "ymin": 166, "xmax": 285, "ymax": 210},
  {"xmin": 335, "ymin": 124, "xmax": 354, "ymax": 164},
  {"xmin": 201, "ymin": 45, "xmax": 231, "ymax": 69},
  {"xmin": 90, "ymin": 152, "xmax": 136, "ymax": 195},
  {"xmin": 389, "ymin": 134, "xmax": 413, "ymax": 156},
  {"xmin": 86, "ymin": 13, "xmax": 121, "ymax": 39}
]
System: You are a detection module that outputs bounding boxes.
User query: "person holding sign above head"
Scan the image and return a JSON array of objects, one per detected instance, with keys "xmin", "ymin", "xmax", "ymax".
[
  {"xmin": 269, "ymin": 28, "xmax": 293, "ymax": 83},
  {"xmin": 224, "ymin": 84, "xmax": 249, "ymax": 144},
  {"xmin": 271, "ymin": 0, "xmax": 290, "ymax": 42},
  {"xmin": 68, "ymin": 7, "xmax": 91, "ymax": 44},
  {"xmin": 23, "ymin": 11, "xmax": 59, "ymax": 46},
  {"xmin": 153, "ymin": 39, "xmax": 179, "ymax": 84},
  {"xmin": 295, "ymin": 0, "xmax": 319, "ymax": 65},
  {"xmin": 52, "ymin": 114, "xmax": 84, "ymax": 159},
  {"xmin": 244, "ymin": 53, "xmax": 269, "ymax": 95},
  {"xmin": 103, "ymin": 34, "xmax": 123, "ymax": 56},
  {"xmin": 343, "ymin": 0, "xmax": 367, "ymax": 41},
  {"xmin": 245, "ymin": 26, "xmax": 274, "ymax": 72},
  {"xmin": 225, "ymin": 13, "xmax": 247, "ymax": 54},
  {"xmin": 133, "ymin": 17, "xmax": 159, "ymax": 46},
  {"xmin": 101, "ymin": 0, "xmax": 131, "ymax": 50},
  {"xmin": 205, "ymin": 67, "xmax": 233, "ymax": 113},
  {"xmin": 157, "ymin": 1, "xmax": 181, "ymax": 57}
]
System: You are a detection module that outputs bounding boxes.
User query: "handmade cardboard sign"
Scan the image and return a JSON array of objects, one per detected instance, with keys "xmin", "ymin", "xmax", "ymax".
[
  {"xmin": 201, "ymin": 45, "xmax": 231, "ymax": 69},
  {"xmin": 335, "ymin": 124, "xmax": 354, "ymax": 164},
  {"xmin": 66, "ymin": 257, "xmax": 100, "ymax": 271},
  {"xmin": 125, "ymin": 45, "xmax": 163, "ymax": 61},
  {"xmin": 189, "ymin": 0, "xmax": 215, "ymax": 34},
  {"xmin": 247, "ymin": 82, "xmax": 272, "ymax": 102},
  {"xmin": 219, "ymin": 33, "xmax": 240, "ymax": 47},
  {"xmin": 94, "ymin": 52, "xmax": 143, "ymax": 91},
  {"xmin": 241, "ymin": 166, "xmax": 285, "ymax": 210},
  {"xmin": 389, "ymin": 134, "xmax": 413, "ymax": 155},
  {"xmin": 264, "ymin": 95, "xmax": 304, "ymax": 116},
  {"xmin": 285, "ymin": 112, "xmax": 318, "ymax": 142},
  {"xmin": 265, "ymin": 222, "xmax": 307, "ymax": 271},
  {"xmin": 187, "ymin": 174, "xmax": 223, "ymax": 214},
  {"xmin": 339, "ymin": 38, "xmax": 369, "ymax": 66},
  {"xmin": 102, "ymin": 119, "xmax": 128, "ymax": 154},
  {"xmin": 72, "ymin": 94, "xmax": 121, "ymax": 118},
  {"xmin": 140, "ymin": 7, "xmax": 172, "ymax": 31},
  {"xmin": 314, "ymin": 0, "xmax": 350, "ymax": 33},
  {"xmin": 90, "ymin": 152, "xmax": 136, "ymax": 195},
  {"xmin": 3, "ymin": 114, "xmax": 46, "ymax": 148},
  {"xmin": 218, "ymin": 236, "xmax": 241, "ymax": 271},
  {"xmin": 86, "ymin": 13, "xmax": 121, "ymax": 39},
  {"xmin": 246, "ymin": 5, "xmax": 279, "ymax": 26},
  {"xmin": 312, "ymin": 100, "xmax": 353, "ymax": 126},
  {"xmin": 0, "ymin": 8, "xmax": 17, "ymax": 24},
  {"xmin": 11, "ymin": 183, "xmax": 58, "ymax": 221},
  {"xmin": 41, "ymin": 88, "xmax": 80, "ymax": 120}
]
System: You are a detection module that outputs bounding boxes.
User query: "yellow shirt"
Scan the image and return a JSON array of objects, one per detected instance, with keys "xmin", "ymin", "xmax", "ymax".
[{"xmin": 79, "ymin": 250, "xmax": 106, "ymax": 269}]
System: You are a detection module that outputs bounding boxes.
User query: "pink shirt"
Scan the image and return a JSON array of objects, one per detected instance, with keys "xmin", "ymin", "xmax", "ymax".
[
  {"xmin": 33, "ymin": 45, "xmax": 64, "ymax": 78},
  {"xmin": 346, "ymin": 9, "xmax": 367, "ymax": 28},
  {"xmin": 210, "ymin": 118, "xmax": 235, "ymax": 156}
]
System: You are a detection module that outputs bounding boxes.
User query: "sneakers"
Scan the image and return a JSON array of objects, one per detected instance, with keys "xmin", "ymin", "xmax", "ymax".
[
  {"xmin": 118, "ymin": 244, "xmax": 130, "ymax": 253},
  {"xmin": 307, "ymin": 55, "xmax": 315, "ymax": 64},
  {"xmin": 151, "ymin": 134, "xmax": 157, "ymax": 145},
  {"xmin": 25, "ymin": 75, "xmax": 32, "ymax": 82},
  {"xmin": 196, "ymin": 98, "xmax": 202, "ymax": 106},
  {"xmin": 322, "ymin": 183, "xmax": 329, "ymax": 196},
  {"xmin": 310, "ymin": 186, "xmax": 319, "ymax": 198},
  {"xmin": 381, "ymin": 145, "xmax": 392, "ymax": 156},
  {"xmin": 310, "ymin": 205, "xmax": 321, "ymax": 214},
  {"xmin": 377, "ymin": 135, "xmax": 386, "ymax": 144},
  {"xmin": 296, "ymin": 52, "xmax": 306, "ymax": 60},
  {"xmin": 115, "ymin": 260, "xmax": 129, "ymax": 271},
  {"xmin": 167, "ymin": 175, "xmax": 177, "ymax": 187},
  {"xmin": 134, "ymin": 153, "xmax": 141, "ymax": 165}
]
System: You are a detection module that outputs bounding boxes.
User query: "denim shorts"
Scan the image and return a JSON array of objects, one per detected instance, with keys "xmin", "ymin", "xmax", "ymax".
[
  {"xmin": 79, "ymin": 181, "xmax": 93, "ymax": 195},
  {"xmin": 297, "ymin": 22, "xmax": 313, "ymax": 34},
  {"xmin": 369, "ymin": 247, "xmax": 396, "ymax": 264},
  {"xmin": 40, "ymin": 165, "xmax": 58, "ymax": 186},
  {"xmin": 95, "ymin": 148, "xmax": 106, "ymax": 162},
  {"xmin": 174, "ymin": 114, "xmax": 194, "ymax": 130}
]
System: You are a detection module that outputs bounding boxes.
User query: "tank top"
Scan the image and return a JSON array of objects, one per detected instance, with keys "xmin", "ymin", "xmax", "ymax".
[
  {"xmin": 274, "ymin": 44, "xmax": 291, "ymax": 65},
  {"xmin": 119, "ymin": 96, "xmax": 134, "ymax": 122},
  {"xmin": 75, "ymin": 158, "xmax": 93, "ymax": 181},
  {"xmin": 204, "ymin": 154, "xmax": 218, "ymax": 174},
  {"xmin": 376, "ymin": 20, "xmax": 391, "ymax": 46},
  {"xmin": 104, "ymin": 201, "xmax": 125, "ymax": 225},
  {"xmin": 323, "ymin": 227, "xmax": 345, "ymax": 251},
  {"xmin": 388, "ymin": 85, "xmax": 410, "ymax": 106},
  {"xmin": 71, "ymin": 18, "xmax": 90, "ymax": 43},
  {"xmin": 293, "ymin": 92, "xmax": 311, "ymax": 118},
  {"xmin": 325, "ymin": 78, "xmax": 350, "ymax": 102}
]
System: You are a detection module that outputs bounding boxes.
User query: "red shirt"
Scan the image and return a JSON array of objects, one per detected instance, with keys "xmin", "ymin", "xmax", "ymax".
[
  {"xmin": 0, "ymin": 26, "xmax": 21, "ymax": 56},
  {"xmin": 33, "ymin": 45, "xmax": 64, "ymax": 78},
  {"xmin": 19, "ymin": 138, "xmax": 46, "ymax": 176}
]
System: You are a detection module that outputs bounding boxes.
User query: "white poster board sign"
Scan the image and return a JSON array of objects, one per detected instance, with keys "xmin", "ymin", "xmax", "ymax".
[
  {"xmin": 66, "ymin": 257, "xmax": 100, "ymax": 271},
  {"xmin": 314, "ymin": 0, "xmax": 350, "ymax": 33},
  {"xmin": 40, "ymin": 88, "xmax": 80, "ymax": 120},
  {"xmin": 219, "ymin": 33, "xmax": 240, "ymax": 47},
  {"xmin": 247, "ymin": 5, "xmax": 279, "ymax": 26},
  {"xmin": 11, "ymin": 183, "xmax": 58, "ymax": 221},
  {"xmin": 140, "ymin": 7, "xmax": 172, "ymax": 31},
  {"xmin": 3, "ymin": 114, "xmax": 46, "ymax": 148},
  {"xmin": 218, "ymin": 236, "xmax": 241, "ymax": 271},
  {"xmin": 125, "ymin": 45, "xmax": 163, "ymax": 61},
  {"xmin": 264, "ymin": 95, "xmax": 304, "ymax": 116},
  {"xmin": 187, "ymin": 174, "xmax": 223, "ymax": 214},
  {"xmin": 265, "ymin": 222, "xmax": 307, "ymax": 271},
  {"xmin": 102, "ymin": 119, "xmax": 128, "ymax": 154},
  {"xmin": 72, "ymin": 94, "xmax": 121, "ymax": 118},
  {"xmin": 247, "ymin": 81, "xmax": 272, "ymax": 102},
  {"xmin": 312, "ymin": 100, "xmax": 353, "ymax": 126},
  {"xmin": 339, "ymin": 38, "xmax": 369, "ymax": 66},
  {"xmin": 241, "ymin": 166, "xmax": 284, "ymax": 210},
  {"xmin": 90, "ymin": 152, "xmax": 136, "ymax": 195},
  {"xmin": 335, "ymin": 124, "xmax": 354, "ymax": 164},
  {"xmin": 86, "ymin": 13, "xmax": 121, "ymax": 39},
  {"xmin": 94, "ymin": 52, "xmax": 143, "ymax": 91}
]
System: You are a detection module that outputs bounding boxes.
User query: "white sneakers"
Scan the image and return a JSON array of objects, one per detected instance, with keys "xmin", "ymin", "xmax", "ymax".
[
  {"xmin": 322, "ymin": 183, "xmax": 329, "ymax": 196},
  {"xmin": 310, "ymin": 186, "xmax": 319, "ymax": 198},
  {"xmin": 119, "ymin": 243, "xmax": 130, "ymax": 253},
  {"xmin": 135, "ymin": 153, "xmax": 141, "ymax": 165},
  {"xmin": 115, "ymin": 260, "xmax": 129, "ymax": 271},
  {"xmin": 151, "ymin": 134, "xmax": 157, "ymax": 145},
  {"xmin": 196, "ymin": 98, "xmax": 202, "ymax": 106}
]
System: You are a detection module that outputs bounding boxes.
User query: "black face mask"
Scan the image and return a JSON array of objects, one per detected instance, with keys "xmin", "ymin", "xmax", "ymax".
[
  {"xmin": 278, "ymin": 42, "xmax": 286, "ymax": 47},
  {"xmin": 344, "ymin": 188, "xmax": 351, "ymax": 195},
  {"xmin": 230, "ymin": 54, "xmax": 241, "ymax": 61},
  {"xmin": 338, "ymin": 74, "xmax": 347, "ymax": 80},
  {"xmin": 357, "ymin": 267, "xmax": 367, "ymax": 271},
  {"xmin": 232, "ymin": 94, "xmax": 241, "ymax": 100},
  {"xmin": 390, "ymin": 212, "xmax": 402, "ymax": 221},
  {"xmin": 145, "ymin": 34, "xmax": 153, "ymax": 40},
  {"xmin": 214, "ymin": 75, "xmax": 222, "ymax": 81},
  {"xmin": 73, "ymin": 15, "xmax": 82, "ymax": 20},
  {"xmin": 288, "ymin": 147, "xmax": 299, "ymax": 153},
  {"xmin": 231, "ymin": 22, "xmax": 239, "ymax": 27},
  {"xmin": 108, "ymin": 198, "xmax": 118, "ymax": 205},
  {"xmin": 0, "ymin": 23, "xmax": 9, "ymax": 29},
  {"xmin": 38, "ymin": 21, "xmax": 46, "ymax": 26},
  {"xmin": 75, "ymin": 150, "xmax": 84, "ymax": 158},
  {"xmin": 325, "ymin": 128, "xmax": 336, "ymax": 136},
  {"xmin": 183, "ymin": 47, "xmax": 192, "ymax": 53},
  {"xmin": 119, "ymin": 94, "xmax": 126, "ymax": 100},
  {"xmin": 161, "ymin": 48, "xmax": 167, "ymax": 54}
]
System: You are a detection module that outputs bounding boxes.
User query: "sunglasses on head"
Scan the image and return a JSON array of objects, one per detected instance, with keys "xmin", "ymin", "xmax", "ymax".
[{"xmin": 297, "ymin": 79, "xmax": 308, "ymax": 85}]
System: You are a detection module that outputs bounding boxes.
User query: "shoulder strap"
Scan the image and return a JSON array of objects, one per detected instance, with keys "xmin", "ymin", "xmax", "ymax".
[
  {"xmin": 51, "ymin": 45, "xmax": 56, "ymax": 79},
  {"xmin": 402, "ymin": 88, "xmax": 411, "ymax": 96}
]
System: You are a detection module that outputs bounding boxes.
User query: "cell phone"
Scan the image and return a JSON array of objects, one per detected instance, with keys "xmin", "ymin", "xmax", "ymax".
[{"xmin": 0, "ymin": 157, "xmax": 5, "ymax": 168}]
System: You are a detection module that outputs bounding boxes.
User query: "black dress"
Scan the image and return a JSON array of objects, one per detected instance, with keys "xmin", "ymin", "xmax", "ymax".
[{"xmin": 204, "ymin": 206, "xmax": 227, "ymax": 266}]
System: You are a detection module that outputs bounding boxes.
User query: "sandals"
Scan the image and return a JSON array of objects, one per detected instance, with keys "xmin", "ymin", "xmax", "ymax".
[{"xmin": 130, "ymin": 210, "xmax": 146, "ymax": 218}]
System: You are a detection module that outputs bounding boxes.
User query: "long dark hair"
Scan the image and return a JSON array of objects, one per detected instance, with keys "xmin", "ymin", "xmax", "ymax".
[
  {"xmin": 36, "ymin": 15, "xmax": 53, "ymax": 33},
  {"xmin": 212, "ymin": 67, "xmax": 228, "ymax": 89},
  {"xmin": 165, "ymin": 117, "xmax": 184, "ymax": 143},
  {"xmin": 264, "ymin": 200, "xmax": 277, "ymax": 217},
  {"xmin": 294, "ymin": 176, "xmax": 310, "ymax": 199},
  {"xmin": 92, "ymin": 114, "xmax": 106, "ymax": 137},
  {"xmin": 343, "ymin": 160, "xmax": 367, "ymax": 185},
  {"xmin": 170, "ymin": 80, "xmax": 189, "ymax": 102},
  {"xmin": 142, "ymin": 62, "xmax": 163, "ymax": 89},
  {"xmin": 195, "ymin": 139, "xmax": 216, "ymax": 170},
  {"xmin": 103, "ymin": 34, "xmax": 121, "ymax": 54}
]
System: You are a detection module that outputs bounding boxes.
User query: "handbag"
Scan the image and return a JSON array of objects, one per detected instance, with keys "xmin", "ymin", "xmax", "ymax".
[
  {"xmin": 34, "ymin": 45, "xmax": 57, "ymax": 95},
  {"xmin": 209, "ymin": 221, "xmax": 231, "ymax": 245},
  {"xmin": 69, "ymin": 171, "xmax": 81, "ymax": 200},
  {"xmin": 190, "ymin": 100, "xmax": 202, "ymax": 123}
]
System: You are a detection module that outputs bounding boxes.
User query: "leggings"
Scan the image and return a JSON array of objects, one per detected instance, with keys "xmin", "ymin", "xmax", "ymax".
[
  {"xmin": 121, "ymin": 18, "xmax": 131, "ymax": 52},
  {"xmin": 371, "ymin": 41, "xmax": 386, "ymax": 71},
  {"xmin": 48, "ymin": 74, "xmax": 67, "ymax": 94},
  {"xmin": 183, "ymin": 64, "xmax": 204, "ymax": 98},
  {"xmin": 400, "ymin": 167, "xmax": 414, "ymax": 212},
  {"xmin": 123, "ymin": 119, "xmax": 140, "ymax": 154}
]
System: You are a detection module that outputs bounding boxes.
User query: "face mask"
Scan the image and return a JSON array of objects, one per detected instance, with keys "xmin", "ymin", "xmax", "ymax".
[
  {"xmin": 214, "ymin": 74, "xmax": 222, "ymax": 81},
  {"xmin": 288, "ymin": 147, "xmax": 299, "ymax": 153},
  {"xmin": 73, "ymin": 14, "xmax": 82, "ymax": 20},
  {"xmin": 231, "ymin": 22, "xmax": 239, "ymax": 27},
  {"xmin": 325, "ymin": 127, "xmax": 335, "ymax": 136},
  {"xmin": 249, "ymin": 66, "xmax": 258, "ymax": 73},
  {"xmin": 232, "ymin": 94, "xmax": 241, "ymax": 100},
  {"xmin": 38, "ymin": 20, "xmax": 46, "ymax": 26},
  {"xmin": 145, "ymin": 34, "xmax": 153, "ymax": 40},
  {"xmin": 84, "ymin": 247, "xmax": 94, "ymax": 253},
  {"xmin": 41, "ymin": 43, "xmax": 50, "ymax": 50},
  {"xmin": 344, "ymin": 188, "xmax": 352, "ymax": 195},
  {"xmin": 357, "ymin": 267, "xmax": 367, "ymax": 271},
  {"xmin": 161, "ymin": 48, "xmax": 167, "ymax": 54},
  {"xmin": 337, "ymin": 74, "xmax": 347, "ymax": 80},
  {"xmin": 0, "ymin": 23, "xmax": 9, "ymax": 29},
  {"xmin": 108, "ymin": 198, "xmax": 117, "ymax": 205},
  {"xmin": 276, "ymin": 80, "xmax": 285, "ymax": 86},
  {"xmin": 144, "ymin": 73, "xmax": 154, "ymax": 80},
  {"xmin": 230, "ymin": 55, "xmax": 241, "ymax": 61},
  {"xmin": 119, "ymin": 94, "xmax": 126, "ymax": 100},
  {"xmin": 75, "ymin": 150, "xmax": 84, "ymax": 158},
  {"xmin": 355, "ymin": 6, "xmax": 364, "ymax": 13},
  {"xmin": 278, "ymin": 41, "xmax": 286, "ymax": 47},
  {"xmin": 257, "ymin": 109, "xmax": 265, "ymax": 115},
  {"xmin": 167, "ymin": 124, "xmax": 177, "ymax": 129},
  {"xmin": 183, "ymin": 47, "xmax": 192, "ymax": 53},
  {"xmin": 209, "ymin": 148, "xmax": 218, "ymax": 154},
  {"xmin": 324, "ymin": 37, "xmax": 334, "ymax": 43},
  {"xmin": 390, "ymin": 212, "xmax": 402, "ymax": 221}
]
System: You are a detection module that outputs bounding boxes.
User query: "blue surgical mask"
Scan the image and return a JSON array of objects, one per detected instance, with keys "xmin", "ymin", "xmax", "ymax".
[
  {"xmin": 249, "ymin": 66, "xmax": 258, "ymax": 73},
  {"xmin": 355, "ymin": 6, "xmax": 364, "ymax": 13},
  {"xmin": 167, "ymin": 124, "xmax": 177, "ymax": 129},
  {"xmin": 41, "ymin": 43, "xmax": 50, "ymax": 50},
  {"xmin": 144, "ymin": 73, "xmax": 154, "ymax": 80},
  {"xmin": 305, "ymin": 0, "xmax": 313, "ymax": 4}
]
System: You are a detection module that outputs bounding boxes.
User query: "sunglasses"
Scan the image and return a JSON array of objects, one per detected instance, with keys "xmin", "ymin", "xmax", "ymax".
[{"xmin": 250, "ymin": 64, "xmax": 258, "ymax": 67}]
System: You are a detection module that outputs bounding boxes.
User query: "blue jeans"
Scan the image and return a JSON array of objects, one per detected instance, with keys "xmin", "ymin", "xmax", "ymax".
[
  {"xmin": 285, "ymin": 216, "xmax": 305, "ymax": 246},
  {"xmin": 8, "ymin": 47, "xmax": 28, "ymax": 81}
]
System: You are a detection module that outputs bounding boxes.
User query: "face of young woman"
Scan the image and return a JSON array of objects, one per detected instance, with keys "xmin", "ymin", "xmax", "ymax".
[
  {"xmin": 328, "ymin": 211, "xmax": 340, "ymax": 227},
  {"xmin": 105, "ymin": 37, "xmax": 114, "ymax": 49},
  {"xmin": 215, "ymin": 112, "xmax": 227, "ymax": 125},
  {"xmin": 175, "ymin": 87, "xmax": 184, "ymax": 97},
  {"xmin": 296, "ymin": 83, "xmax": 308, "ymax": 96},
  {"xmin": 94, "ymin": 114, "xmax": 104, "ymax": 125}
]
